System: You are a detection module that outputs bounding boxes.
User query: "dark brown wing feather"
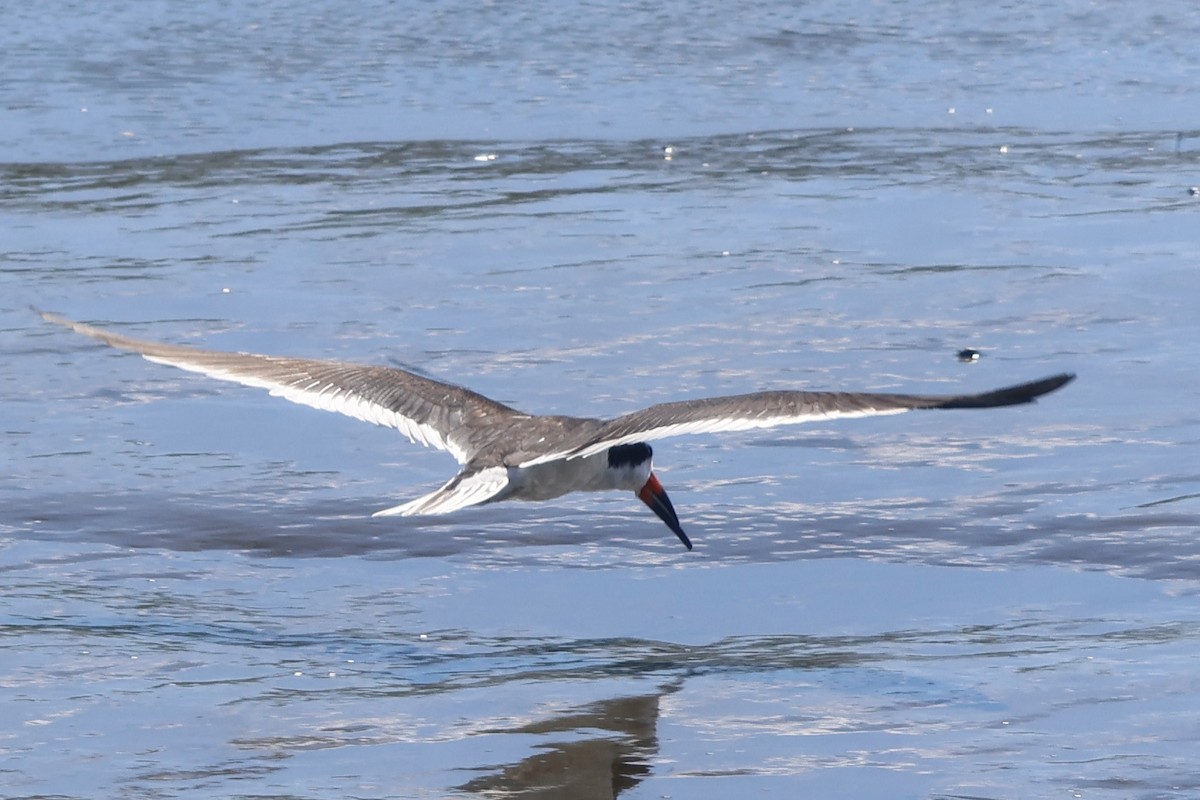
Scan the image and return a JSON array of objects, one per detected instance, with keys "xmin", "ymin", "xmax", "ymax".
[
  {"xmin": 520, "ymin": 373, "xmax": 1075, "ymax": 464},
  {"xmin": 37, "ymin": 310, "xmax": 525, "ymax": 464}
]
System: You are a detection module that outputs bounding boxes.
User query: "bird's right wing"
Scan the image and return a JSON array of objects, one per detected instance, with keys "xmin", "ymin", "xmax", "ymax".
[
  {"xmin": 521, "ymin": 373, "xmax": 1075, "ymax": 465},
  {"xmin": 38, "ymin": 310, "xmax": 525, "ymax": 465}
]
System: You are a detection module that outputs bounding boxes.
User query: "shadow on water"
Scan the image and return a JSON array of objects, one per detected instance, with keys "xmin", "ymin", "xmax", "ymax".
[{"xmin": 7, "ymin": 486, "xmax": 1200, "ymax": 580}]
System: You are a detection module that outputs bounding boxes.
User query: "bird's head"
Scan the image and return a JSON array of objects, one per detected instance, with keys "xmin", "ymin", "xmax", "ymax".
[{"xmin": 607, "ymin": 443, "xmax": 691, "ymax": 550}]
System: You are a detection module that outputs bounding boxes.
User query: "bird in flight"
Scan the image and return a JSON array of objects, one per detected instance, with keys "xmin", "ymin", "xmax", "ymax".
[{"xmin": 38, "ymin": 310, "xmax": 1074, "ymax": 549}]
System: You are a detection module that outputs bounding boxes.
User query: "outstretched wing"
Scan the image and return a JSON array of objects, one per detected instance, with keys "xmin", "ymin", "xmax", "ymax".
[
  {"xmin": 38, "ymin": 310, "xmax": 525, "ymax": 465},
  {"xmin": 521, "ymin": 373, "xmax": 1075, "ymax": 466}
]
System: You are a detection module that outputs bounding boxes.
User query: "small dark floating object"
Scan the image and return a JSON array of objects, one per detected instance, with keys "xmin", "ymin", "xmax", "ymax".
[
  {"xmin": 1189, "ymin": 187, "xmax": 1199, "ymax": 197},
  {"xmin": 957, "ymin": 348, "xmax": 982, "ymax": 362}
]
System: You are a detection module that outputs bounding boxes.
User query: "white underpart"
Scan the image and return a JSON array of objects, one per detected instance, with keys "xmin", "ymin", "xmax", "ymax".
[
  {"xmin": 372, "ymin": 466, "xmax": 511, "ymax": 516},
  {"xmin": 376, "ymin": 452, "xmax": 641, "ymax": 517},
  {"xmin": 142, "ymin": 354, "xmax": 467, "ymax": 463},
  {"xmin": 510, "ymin": 452, "xmax": 645, "ymax": 500},
  {"xmin": 519, "ymin": 407, "xmax": 911, "ymax": 466}
]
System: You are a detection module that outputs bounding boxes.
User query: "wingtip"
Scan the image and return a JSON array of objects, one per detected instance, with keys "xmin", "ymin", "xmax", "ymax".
[
  {"xmin": 32, "ymin": 306, "xmax": 60, "ymax": 324},
  {"xmin": 1032, "ymin": 372, "xmax": 1076, "ymax": 398},
  {"xmin": 34, "ymin": 307, "xmax": 89, "ymax": 335},
  {"xmin": 935, "ymin": 371, "xmax": 1077, "ymax": 409},
  {"xmin": 1036, "ymin": 371, "xmax": 1077, "ymax": 397}
]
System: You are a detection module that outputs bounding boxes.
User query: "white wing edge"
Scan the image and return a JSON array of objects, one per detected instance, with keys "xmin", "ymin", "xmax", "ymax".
[
  {"xmin": 517, "ymin": 407, "xmax": 910, "ymax": 467},
  {"xmin": 372, "ymin": 466, "xmax": 511, "ymax": 516},
  {"xmin": 139, "ymin": 354, "xmax": 469, "ymax": 463}
]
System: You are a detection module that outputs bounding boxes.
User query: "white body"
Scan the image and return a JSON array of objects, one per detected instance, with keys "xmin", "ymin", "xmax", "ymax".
[{"xmin": 507, "ymin": 452, "xmax": 652, "ymax": 502}]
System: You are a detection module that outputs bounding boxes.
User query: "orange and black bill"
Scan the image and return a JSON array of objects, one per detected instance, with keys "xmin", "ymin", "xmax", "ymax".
[{"xmin": 638, "ymin": 473, "xmax": 692, "ymax": 550}]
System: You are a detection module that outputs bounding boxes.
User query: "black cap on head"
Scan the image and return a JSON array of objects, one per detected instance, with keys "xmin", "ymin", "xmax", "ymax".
[{"xmin": 607, "ymin": 442, "xmax": 652, "ymax": 469}]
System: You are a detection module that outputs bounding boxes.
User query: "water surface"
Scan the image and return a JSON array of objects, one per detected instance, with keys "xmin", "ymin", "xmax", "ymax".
[{"xmin": 3, "ymin": 1, "xmax": 1200, "ymax": 798}]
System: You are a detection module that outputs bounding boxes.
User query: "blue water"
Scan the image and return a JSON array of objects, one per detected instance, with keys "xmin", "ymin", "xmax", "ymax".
[{"xmin": 3, "ymin": 2, "xmax": 1200, "ymax": 798}]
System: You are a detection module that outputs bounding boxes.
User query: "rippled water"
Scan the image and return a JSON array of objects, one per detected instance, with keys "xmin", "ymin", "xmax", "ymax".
[{"xmin": 3, "ymin": 1, "xmax": 1200, "ymax": 798}]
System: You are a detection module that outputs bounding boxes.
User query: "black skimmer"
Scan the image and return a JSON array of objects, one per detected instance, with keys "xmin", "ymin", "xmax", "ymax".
[{"xmin": 37, "ymin": 310, "xmax": 1074, "ymax": 550}]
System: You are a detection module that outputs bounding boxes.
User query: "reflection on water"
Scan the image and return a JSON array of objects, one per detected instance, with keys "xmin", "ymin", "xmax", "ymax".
[
  {"xmin": 458, "ymin": 689, "xmax": 670, "ymax": 798},
  {"xmin": 5, "ymin": 541, "xmax": 1196, "ymax": 798}
]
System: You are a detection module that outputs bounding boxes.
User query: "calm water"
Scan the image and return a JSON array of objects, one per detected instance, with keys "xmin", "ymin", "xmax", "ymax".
[{"xmin": 3, "ymin": 2, "xmax": 1200, "ymax": 798}]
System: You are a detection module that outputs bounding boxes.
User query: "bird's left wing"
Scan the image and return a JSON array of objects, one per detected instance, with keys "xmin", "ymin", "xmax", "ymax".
[
  {"xmin": 521, "ymin": 373, "xmax": 1075, "ymax": 465},
  {"xmin": 37, "ymin": 310, "xmax": 525, "ymax": 465}
]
